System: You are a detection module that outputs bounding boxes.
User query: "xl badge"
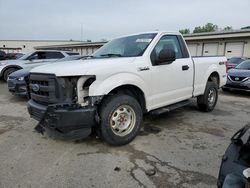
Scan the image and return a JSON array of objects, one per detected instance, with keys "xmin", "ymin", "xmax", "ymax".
[{"xmin": 32, "ymin": 84, "xmax": 40, "ymax": 92}]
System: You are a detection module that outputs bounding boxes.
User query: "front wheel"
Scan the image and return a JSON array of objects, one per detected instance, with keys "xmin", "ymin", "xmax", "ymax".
[
  {"xmin": 197, "ymin": 82, "xmax": 218, "ymax": 112},
  {"xmin": 99, "ymin": 94, "xmax": 142, "ymax": 146},
  {"xmin": 3, "ymin": 68, "xmax": 18, "ymax": 82}
]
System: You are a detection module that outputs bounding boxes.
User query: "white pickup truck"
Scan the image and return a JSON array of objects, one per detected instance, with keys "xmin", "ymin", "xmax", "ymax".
[{"xmin": 27, "ymin": 31, "xmax": 227, "ymax": 145}]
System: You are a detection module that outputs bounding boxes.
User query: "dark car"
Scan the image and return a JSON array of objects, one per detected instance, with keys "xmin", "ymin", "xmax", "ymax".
[
  {"xmin": 7, "ymin": 68, "xmax": 30, "ymax": 97},
  {"xmin": 7, "ymin": 55, "xmax": 84, "ymax": 97},
  {"xmin": 218, "ymin": 124, "xmax": 250, "ymax": 188},
  {"xmin": 5, "ymin": 53, "xmax": 24, "ymax": 60},
  {"xmin": 226, "ymin": 57, "xmax": 248, "ymax": 70},
  {"xmin": 0, "ymin": 50, "xmax": 6, "ymax": 60},
  {"xmin": 223, "ymin": 60, "xmax": 250, "ymax": 91}
]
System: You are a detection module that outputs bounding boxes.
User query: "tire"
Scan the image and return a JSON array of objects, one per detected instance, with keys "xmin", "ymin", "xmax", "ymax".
[
  {"xmin": 3, "ymin": 68, "xmax": 18, "ymax": 82},
  {"xmin": 197, "ymin": 81, "xmax": 218, "ymax": 112},
  {"xmin": 99, "ymin": 94, "xmax": 142, "ymax": 146}
]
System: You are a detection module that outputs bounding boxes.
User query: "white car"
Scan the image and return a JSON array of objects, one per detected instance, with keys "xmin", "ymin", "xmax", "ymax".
[
  {"xmin": 27, "ymin": 31, "xmax": 227, "ymax": 145},
  {"xmin": 0, "ymin": 50, "xmax": 79, "ymax": 81}
]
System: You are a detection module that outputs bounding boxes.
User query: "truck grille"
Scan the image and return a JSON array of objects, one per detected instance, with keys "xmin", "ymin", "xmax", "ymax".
[
  {"xmin": 29, "ymin": 73, "xmax": 59, "ymax": 104},
  {"xmin": 229, "ymin": 76, "xmax": 246, "ymax": 82}
]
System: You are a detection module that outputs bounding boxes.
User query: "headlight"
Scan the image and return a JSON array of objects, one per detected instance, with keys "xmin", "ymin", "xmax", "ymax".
[
  {"xmin": 0, "ymin": 62, "xmax": 7, "ymax": 66},
  {"xmin": 17, "ymin": 77, "xmax": 24, "ymax": 81}
]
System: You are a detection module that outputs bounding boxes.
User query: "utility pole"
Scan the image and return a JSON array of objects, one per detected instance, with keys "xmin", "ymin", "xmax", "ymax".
[{"xmin": 81, "ymin": 23, "xmax": 83, "ymax": 41}]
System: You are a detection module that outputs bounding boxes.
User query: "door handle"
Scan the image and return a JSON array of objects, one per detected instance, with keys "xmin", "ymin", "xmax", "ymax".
[{"xmin": 182, "ymin": 65, "xmax": 189, "ymax": 71}]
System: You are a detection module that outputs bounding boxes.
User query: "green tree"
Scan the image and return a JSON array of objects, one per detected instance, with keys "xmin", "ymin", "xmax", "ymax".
[
  {"xmin": 193, "ymin": 23, "xmax": 218, "ymax": 33},
  {"xmin": 179, "ymin": 29, "xmax": 190, "ymax": 35}
]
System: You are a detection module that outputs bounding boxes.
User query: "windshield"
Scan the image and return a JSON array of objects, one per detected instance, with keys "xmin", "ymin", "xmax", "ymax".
[
  {"xmin": 228, "ymin": 57, "xmax": 245, "ymax": 65},
  {"xmin": 18, "ymin": 52, "xmax": 33, "ymax": 60},
  {"xmin": 93, "ymin": 33, "xmax": 157, "ymax": 58},
  {"xmin": 235, "ymin": 60, "xmax": 250, "ymax": 70}
]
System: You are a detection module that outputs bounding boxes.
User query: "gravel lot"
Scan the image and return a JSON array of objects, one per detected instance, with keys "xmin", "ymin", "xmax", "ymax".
[{"xmin": 0, "ymin": 80, "xmax": 249, "ymax": 188}]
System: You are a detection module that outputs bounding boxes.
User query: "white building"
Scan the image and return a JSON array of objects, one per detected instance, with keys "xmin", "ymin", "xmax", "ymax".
[
  {"xmin": 35, "ymin": 42, "xmax": 105, "ymax": 56},
  {"xmin": 0, "ymin": 40, "xmax": 82, "ymax": 53},
  {"xmin": 1, "ymin": 29, "xmax": 250, "ymax": 58},
  {"xmin": 184, "ymin": 29, "xmax": 250, "ymax": 58}
]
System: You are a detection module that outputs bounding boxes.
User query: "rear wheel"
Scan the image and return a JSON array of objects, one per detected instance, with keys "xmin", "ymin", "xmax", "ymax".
[
  {"xmin": 197, "ymin": 81, "xmax": 218, "ymax": 112},
  {"xmin": 3, "ymin": 68, "xmax": 18, "ymax": 81},
  {"xmin": 99, "ymin": 94, "xmax": 142, "ymax": 145}
]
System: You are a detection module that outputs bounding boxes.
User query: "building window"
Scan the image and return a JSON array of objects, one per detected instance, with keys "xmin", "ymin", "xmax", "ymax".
[
  {"xmin": 3, "ymin": 45, "xmax": 5, "ymax": 48},
  {"xmin": 23, "ymin": 45, "xmax": 26, "ymax": 48}
]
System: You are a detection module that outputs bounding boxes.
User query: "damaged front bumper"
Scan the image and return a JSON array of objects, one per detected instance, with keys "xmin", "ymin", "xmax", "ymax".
[{"xmin": 27, "ymin": 99, "xmax": 97, "ymax": 139}]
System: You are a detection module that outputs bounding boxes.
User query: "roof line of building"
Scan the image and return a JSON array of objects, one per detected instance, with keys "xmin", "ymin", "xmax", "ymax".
[
  {"xmin": 184, "ymin": 29, "xmax": 250, "ymax": 37},
  {"xmin": 35, "ymin": 42, "xmax": 107, "ymax": 49},
  {"xmin": 0, "ymin": 39, "xmax": 83, "ymax": 42}
]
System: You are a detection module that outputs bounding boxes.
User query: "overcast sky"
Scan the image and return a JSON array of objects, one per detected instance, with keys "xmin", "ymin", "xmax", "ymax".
[{"xmin": 0, "ymin": 0, "xmax": 249, "ymax": 41}]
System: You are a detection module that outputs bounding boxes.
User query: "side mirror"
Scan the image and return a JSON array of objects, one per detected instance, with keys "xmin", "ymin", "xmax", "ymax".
[{"xmin": 158, "ymin": 49, "xmax": 176, "ymax": 64}]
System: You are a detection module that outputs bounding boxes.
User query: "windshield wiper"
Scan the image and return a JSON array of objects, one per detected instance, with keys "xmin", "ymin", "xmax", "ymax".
[{"xmin": 99, "ymin": 53, "xmax": 123, "ymax": 57}]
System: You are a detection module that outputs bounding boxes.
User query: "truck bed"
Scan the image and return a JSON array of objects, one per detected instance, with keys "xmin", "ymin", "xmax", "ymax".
[{"xmin": 192, "ymin": 56, "xmax": 227, "ymax": 97}]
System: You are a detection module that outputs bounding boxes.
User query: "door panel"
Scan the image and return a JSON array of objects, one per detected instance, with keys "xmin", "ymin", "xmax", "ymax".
[
  {"xmin": 225, "ymin": 42, "xmax": 244, "ymax": 58},
  {"xmin": 188, "ymin": 43, "xmax": 199, "ymax": 56},
  {"xmin": 150, "ymin": 35, "xmax": 193, "ymax": 109},
  {"xmin": 151, "ymin": 58, "xmax": 193, "ymax": 109},
  {"xmin": 203, "ymin": 43, "xmax": 219, "ymax": 56}
]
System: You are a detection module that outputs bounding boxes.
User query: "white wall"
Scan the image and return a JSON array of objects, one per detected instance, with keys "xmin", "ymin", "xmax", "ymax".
[
  {"xmin": 187, "ymin": 38, "xmax": 250, "ymax": 58},
  {"xmin": 0, "ymin": 40, "xmax": 82, "ymax": 54}
]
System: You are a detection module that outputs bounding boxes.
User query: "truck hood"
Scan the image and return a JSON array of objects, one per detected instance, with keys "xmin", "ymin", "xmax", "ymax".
[
  {"xmin": 228, "ymin": 68, "xmax": 250, "ymax": 77},
  {"xmin": 30, "ymin": 57, "xmax": 136, "ymax": 76}
]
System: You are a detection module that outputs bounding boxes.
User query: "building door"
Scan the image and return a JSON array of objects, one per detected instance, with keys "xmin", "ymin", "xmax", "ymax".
[
  {"xmin": 203, "ymin": 43, "xmax": 219, "ymax": 56},
  {"xmin": 225, "ymin": 42, "xmax": 244, "ymax": 58},
  {"xmin": 188, "ymin": 43, "xmax": 199, "ymax": 56}
]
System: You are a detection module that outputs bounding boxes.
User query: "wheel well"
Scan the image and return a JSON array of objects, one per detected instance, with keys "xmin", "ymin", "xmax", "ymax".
[
  {"xmin": 108, "ymin": 85, "xmax": 147, "ymax": 113},
  {"xmin": 208, "ymin": 72, "xmax": 220, "ymax": 86},
  {"xmin": 2, "ymin": 66, "xmax": 21, "ymax": 76}
]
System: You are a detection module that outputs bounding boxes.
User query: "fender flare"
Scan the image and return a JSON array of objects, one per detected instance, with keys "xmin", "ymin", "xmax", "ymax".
[
  {"xmin": 202, "ymin": 65, "xmax": 220, "ymax": 92},
  {"xmin": 1, "ymin": 65, "xmax": 22, "ymax": 77},
  {"xmin": 89, "ymin": 73, "xmax": 151, "ymax": 107}
]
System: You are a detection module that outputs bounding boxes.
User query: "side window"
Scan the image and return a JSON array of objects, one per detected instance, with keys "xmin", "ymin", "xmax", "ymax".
[
  {"xmin": 151, "ymin": 35, "xmax": 183, "ymax": 65},
  {"xmin": 44, "ymin": 52, "xmax": 65, "ymax": 59},
  {"xmin": 66, "ymin": 52, "xmax": 80, "ymax": 56},
  {"xmin": 29, "ymin": 52, "xmax": 47, "ymax": 60}
]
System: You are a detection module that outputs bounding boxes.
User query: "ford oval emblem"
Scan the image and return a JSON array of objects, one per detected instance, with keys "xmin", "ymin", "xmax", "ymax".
[{"xmin": 32, "ymin": 84, "xmax": 40, "ymax": 92}]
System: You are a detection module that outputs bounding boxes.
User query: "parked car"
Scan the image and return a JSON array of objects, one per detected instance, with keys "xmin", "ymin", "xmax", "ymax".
[
  {"xmin": 0, "ymin": 50, "xmax": 80, "ymax": 81},
  {"xmin": 27, "ymin": 31, "xmax": 227, "ymax": 145},
  {"xmin": 7, "ymin": 55, "xmax": 84, "ymax": 97},
  {"xmin": 5, "ymin": 52, "xmax": 25, "ymax": 60},
  {"xmin": 0, "ymin": 50, "xmax": 6, "ymax": 60},
  {"xmin": 226, "ymin": 57, "xmax": 248, "ymax": 70},
  {"xmin": 7, "ymin": 68, "xmax": 31, "ymax": 97},
  {"xmin": 218, "ymin": 124, "xmax": 250, "ymax": 188},
  {"xmin": 222, "ymin": 60, "xmax": 250, "ymax": 91}
]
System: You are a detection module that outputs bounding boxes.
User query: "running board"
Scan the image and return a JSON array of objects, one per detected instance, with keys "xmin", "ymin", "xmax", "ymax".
[{"xmin": 150, "ymin": 100, "xmax": 190, "ymax": 115}]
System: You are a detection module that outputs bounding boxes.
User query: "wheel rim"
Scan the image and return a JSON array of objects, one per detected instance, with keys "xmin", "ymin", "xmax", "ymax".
[
  {"xmin": 110, "ymin": 105, "xmax": 136, "ymax": 137},
  {"xmin": 208, "ymin": 88, "xmax": 216, "ymax": 106}
]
